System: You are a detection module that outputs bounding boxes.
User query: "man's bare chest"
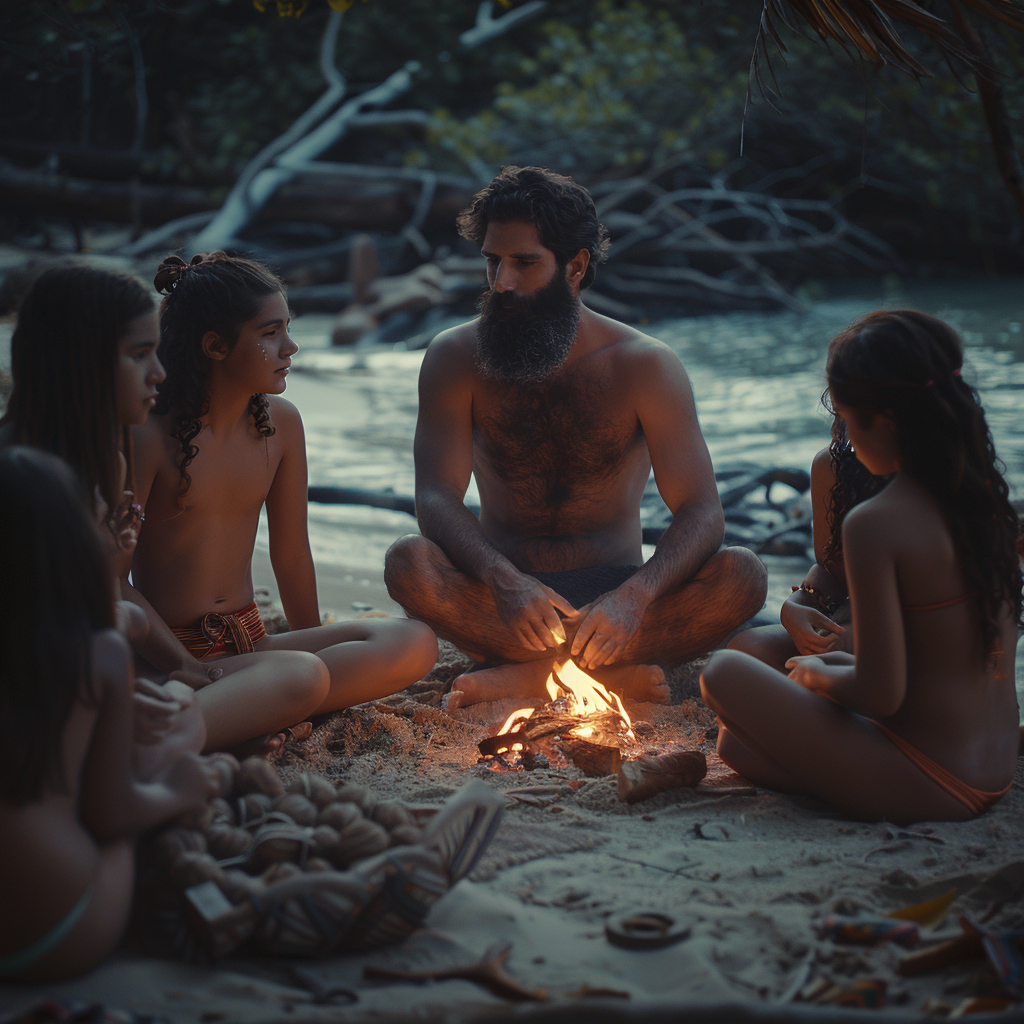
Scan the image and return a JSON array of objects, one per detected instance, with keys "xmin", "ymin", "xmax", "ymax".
[{"xmin": 473, "ymin": 376, "xmax": 645, "ymax": 507}]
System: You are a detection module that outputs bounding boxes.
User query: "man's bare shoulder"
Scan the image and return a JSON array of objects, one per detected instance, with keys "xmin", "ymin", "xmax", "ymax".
[
  {"xmin": 587, "ymin": 310, "xmax": 684, "ymax": 369},
  {"xmin": 586, "ymin": 312, "xmax": 690, "ymax": 395},
  {"xmin": 420, "ymin": 320, "xmax": 480, "ymax": 384}
]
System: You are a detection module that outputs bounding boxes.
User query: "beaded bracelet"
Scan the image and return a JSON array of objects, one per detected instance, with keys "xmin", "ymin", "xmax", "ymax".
[{"xmin": 790, "ymin": 582, "xmax": 838, "ymax": 616}]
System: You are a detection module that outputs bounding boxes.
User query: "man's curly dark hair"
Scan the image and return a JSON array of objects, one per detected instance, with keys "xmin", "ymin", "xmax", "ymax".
[
  {"xmin": 153, "ymin": 252, "xmax": 281, "ymax": 498},
  {"xmin": 457, "ymin": 166, "xmax": 610, "ymax": 289}
]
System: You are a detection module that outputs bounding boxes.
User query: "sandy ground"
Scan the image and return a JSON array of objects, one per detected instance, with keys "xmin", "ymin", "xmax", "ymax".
[{"xmin": 2, "ymin": 316, "xmax": 1024, "ymax": 1022}]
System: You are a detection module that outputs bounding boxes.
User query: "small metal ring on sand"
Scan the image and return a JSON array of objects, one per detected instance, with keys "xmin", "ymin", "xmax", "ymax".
[{"xmin": 605, "ymin": 912, "xmax": 691, "ymax": 950}]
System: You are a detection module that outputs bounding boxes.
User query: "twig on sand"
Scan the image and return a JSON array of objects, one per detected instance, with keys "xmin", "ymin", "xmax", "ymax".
[{"xmin": 364, "ymin": 941, "xmax": 547, "ymax": 1001}]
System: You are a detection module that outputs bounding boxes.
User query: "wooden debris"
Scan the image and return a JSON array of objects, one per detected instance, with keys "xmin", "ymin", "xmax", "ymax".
[
  {"xmin": 364, "ymin": 940, "xmax": 547, "ymax": 1002},
  {"xmin": 562, "ymin": 737, "xmax": 625, "ymax": 778},
  {"xmin": 617, "ymin": 749, "xmax": 708, "ymax": 804}
]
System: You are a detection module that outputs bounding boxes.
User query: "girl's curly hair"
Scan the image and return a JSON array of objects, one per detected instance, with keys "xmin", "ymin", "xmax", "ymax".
[
  {"xmin": 825, "ymin": 309, "xmax": 1022, "ymax": 657},
  {"xmin": 818, "ymin": 411, "xmax": 890, "ymax": 576},
  {"xmin": 153, "ymin": 252, "xmax": 282, "ymax": 497}
]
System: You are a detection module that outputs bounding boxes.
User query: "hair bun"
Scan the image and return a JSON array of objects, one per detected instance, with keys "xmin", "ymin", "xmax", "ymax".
[{"xmin": 153, "ymin": 253, "xmax": 206, "ymax": 295}]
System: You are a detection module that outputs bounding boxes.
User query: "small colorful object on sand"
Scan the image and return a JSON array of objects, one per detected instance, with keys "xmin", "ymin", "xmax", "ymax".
[{"xmin": 816, "ymin": 914, "xmax": 919, "ymax": 947}]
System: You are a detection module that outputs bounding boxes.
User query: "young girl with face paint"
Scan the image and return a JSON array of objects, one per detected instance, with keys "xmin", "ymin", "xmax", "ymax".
[
  {"xmin": 701, "ymin": 310, "xmax": 1021, "ymax": 824},
  {"xmin": 128, "ymin": 253, "xmax": 437, "ymax": 752}
]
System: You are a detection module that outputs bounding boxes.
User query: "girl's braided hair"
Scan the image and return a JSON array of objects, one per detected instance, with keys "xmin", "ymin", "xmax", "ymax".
[
  {"xmin": 153, "ymin": 252, "xmax": 282, "ymax": 496},
  {"xmin": 825, "ymin": 309, "xmax": 1022, "ymax": 656}
]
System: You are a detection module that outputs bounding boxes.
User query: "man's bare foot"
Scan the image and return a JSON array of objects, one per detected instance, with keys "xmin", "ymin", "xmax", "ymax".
[
  {"xmin": 445, "ymin": 659, "xmax": 555, "ymax": 711},
  {"xmin": 590, "ymin": 662, "xmax": 669, "ymax": 704}
]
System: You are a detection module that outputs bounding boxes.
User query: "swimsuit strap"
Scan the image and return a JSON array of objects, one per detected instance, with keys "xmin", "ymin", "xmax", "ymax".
[
  {"xmin": 903, "ymin": 594, "xmax": 969, "ymax": 613},
  {"xmin": 0, "ymin": 886, "xmax": 91, "ymax": 978}
]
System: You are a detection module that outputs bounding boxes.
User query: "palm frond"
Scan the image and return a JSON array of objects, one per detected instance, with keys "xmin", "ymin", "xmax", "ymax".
[{"xmin": 761, "ymin": 0, "xmax": 1024, "ymax": 79}]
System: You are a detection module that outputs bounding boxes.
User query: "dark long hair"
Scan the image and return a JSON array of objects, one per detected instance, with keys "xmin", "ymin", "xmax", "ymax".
[
  {"xmin": 819, "ymin": 412, "xmax": 890, "ymax": 575},
  {"xmin": 153, "ymin": 252, "xmax": 282, "ymax": 496},
  {"xmin": 826, "ymin": 309, "xmax": 1022, "ymax": 655},
  {"xmin": 0, "ymin": 448, "xmax": 116, "ymax": 804},
  {"xmin": 1, "ymin": 262, "xmax": 154, "ymax": 519}
]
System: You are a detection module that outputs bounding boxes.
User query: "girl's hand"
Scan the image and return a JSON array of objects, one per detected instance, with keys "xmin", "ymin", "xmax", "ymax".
[
  {"xmin": 133, "ymin": 677, "xmax": 182, "ymax": 745},
  {"xmin": 780, "ymin": 600, "xmax": 846, "ymax": 656},
  {"xmin": 162, "ymin": 752, "xmax": 212, "ymax": 811},
  {"xmin": 785, "ymin": 654, "xmax": 846, "ymax": 696}
]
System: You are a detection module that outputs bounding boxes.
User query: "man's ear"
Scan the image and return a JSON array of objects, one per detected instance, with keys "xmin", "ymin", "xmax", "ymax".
[
  {"xmin": 565, "ymin": 248, "xmax": 590, "ymax": 290},
  {"xmin": 201, "ymin": 330, "xmax": 230, "ymax": 360}
]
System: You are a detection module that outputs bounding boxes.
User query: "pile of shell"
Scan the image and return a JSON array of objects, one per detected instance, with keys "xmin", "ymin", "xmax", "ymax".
[{"xmin": 138, "ymin": 755, "xmax": 432, "ymax": 959}]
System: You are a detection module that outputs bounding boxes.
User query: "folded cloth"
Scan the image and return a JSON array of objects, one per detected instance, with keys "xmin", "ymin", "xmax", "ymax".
[
  {"xmin": 528, "ymin": 564, "xmax": 641, "ymax": 610},
  {"xmin": 171, "ymin": 601, "xmax": 267, "ymax": 660}
]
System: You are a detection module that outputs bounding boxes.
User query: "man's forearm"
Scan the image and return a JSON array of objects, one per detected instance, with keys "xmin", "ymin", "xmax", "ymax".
[
  {"xmin": 417, "ymin": 490, "xmax": 522, "ymax": 588},
  {"xmin": 625, "ymin": 500, "xmax": 725, "ymax": 606},
  {"xmin": 118, "ymin": 578, "xmax": 196, "ymax": 674}
]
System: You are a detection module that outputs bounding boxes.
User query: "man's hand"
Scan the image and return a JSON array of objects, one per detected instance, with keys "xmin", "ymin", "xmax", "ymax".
[
  {"xmin": 491, "ymin": 571, "xmax": 576, "ymax": 653},
  {"xmin": 569, "ymin": 584, "xmax": 648, "ymax": 669},
  {"xmin": 780, "ymin": 600, "xmax": 846, "ymax": 656},
  {"xmin": 168, "ymin": 658, "xmax": 224, "ymax": 691}
]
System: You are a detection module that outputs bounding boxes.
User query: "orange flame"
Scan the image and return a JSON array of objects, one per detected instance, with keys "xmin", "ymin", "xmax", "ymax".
[
  {"xmin": 547, "ymin": 659, "xmax": 635, "ymax": 741},
  {"xmin": 495, "ymin": 707, "xmax": 536, "ymax": 737}
]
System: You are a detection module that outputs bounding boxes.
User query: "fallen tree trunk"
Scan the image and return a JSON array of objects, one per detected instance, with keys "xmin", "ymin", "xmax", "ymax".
[{"xmin": 0, "ymin": 161, "xmax": 214, "ymax": 225}]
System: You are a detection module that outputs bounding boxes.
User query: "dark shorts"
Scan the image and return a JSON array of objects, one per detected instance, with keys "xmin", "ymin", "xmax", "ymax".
[{"xmin": 528, "ymin": 564, "xmax": 641, "ymax": 610}]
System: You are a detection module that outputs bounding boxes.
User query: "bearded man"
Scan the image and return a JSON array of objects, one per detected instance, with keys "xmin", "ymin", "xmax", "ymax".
[{"xmin": 384, "ymin": 166, "xmax": 767, "ymax": 706}]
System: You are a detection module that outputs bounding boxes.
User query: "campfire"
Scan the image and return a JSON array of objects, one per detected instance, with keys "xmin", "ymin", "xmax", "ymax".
[
  {"xmin": 478, "ymin": 659, "xmax": 642, "ymax": 777},
  {"xmin": 477, "ymin": 658, "xmax": 710, "ymax": 802}
]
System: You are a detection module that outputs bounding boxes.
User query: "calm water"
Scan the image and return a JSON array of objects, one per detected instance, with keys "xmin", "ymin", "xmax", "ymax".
[{"xmin": 281, "ymin": 277, "xmax": 1024, "ymax": 578}]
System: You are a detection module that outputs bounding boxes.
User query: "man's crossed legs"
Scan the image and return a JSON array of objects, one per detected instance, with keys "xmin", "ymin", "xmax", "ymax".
[{"xmin": 384, "ymin": 536, "xmax": 767, "ymax": 707}]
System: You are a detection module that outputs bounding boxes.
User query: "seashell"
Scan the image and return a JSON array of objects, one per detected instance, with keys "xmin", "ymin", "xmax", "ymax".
[
  {"xmin": 150, "ymin": 827, "xmax": 207, "ymax": 867},
  {"xmin": 311, "ymin": 824, "xmax": 342, "ymax": 866},
  {"xmin": 317, "ymin": 801, "xmax": 362, "ymax": 832},
  {"xmin": 304, "ymin": 857, "xmax": 333, "ymax": 873},
  {"xmin": 209, "ymin": 797, "xmax": 235, "ymax": 825},
  {"xmin": 236, "ymin": 793, "xmax": 273, "ymax": 827},
  {"xmin": 370, "ymin": 800, "xmax": 416, "ymax": 833},
  {"xmin": 388, "ymin": 824, "xmax": 423, "ymax": 847},
  {"xmin": 273, "ymin": 793, "xmax": 317, "ymax": 828},
  {"xmin": 170, "ymin": 851, "xmax": 228, "ymax": 891},
  {"xmin": 221, "ymin": 868, "xmax": 265, "ymax": 905},
  {"xmin": 174, "ymin": 800, "xmax": 213, "ymax": 831},
  {"xmin": 261, "ymin": 861, "xmax": 303, "ymax": 885},
  {"xmin": 334, "ymin": 783, "xmax": 377, "ymax": 816},
  {"xmin": 247, "ymin": 824, "xmax": 314, "ymax": 873},
  {"xmin": 206, "ymin": 823, "xmax": 252, "ymax": 860},
  {"xmin": 333, "ymin": 818, "xmax": 390, "ymax": 868},
  {"xmin": 205, "ymin": 757, "xmax": 236, "ymax": 799},
  {"xmin": 236, "ymin": 757, "xmax": 285, "ymax": 799},
  {"xmin": 286, "ymin": 772, "xmax": 337, "ymax": 809}
]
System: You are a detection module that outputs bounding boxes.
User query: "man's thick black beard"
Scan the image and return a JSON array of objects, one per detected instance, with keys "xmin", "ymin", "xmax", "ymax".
[{"xmin": 475, "ymin": 271, "xmax": 581, "ymax": 387}]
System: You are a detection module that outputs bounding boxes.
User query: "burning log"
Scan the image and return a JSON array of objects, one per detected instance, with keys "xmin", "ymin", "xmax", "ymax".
[
  {"xmin": 561, "ymin": 737, "xmax": 625, "ymax": 778},
  {"xmin": 617, "ymin": 749, "xmax": 708, "ymax": 804}
]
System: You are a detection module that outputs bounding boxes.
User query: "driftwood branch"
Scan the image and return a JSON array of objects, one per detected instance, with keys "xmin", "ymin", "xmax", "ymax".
[{"xmin": 459, "ymin": 1, "xmax": 547, "ymax": 50}]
